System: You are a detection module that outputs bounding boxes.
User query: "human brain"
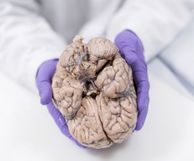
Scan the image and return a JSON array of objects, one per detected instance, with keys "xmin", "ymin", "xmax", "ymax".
[{"xmin": 52, "ymin": 36, "xmax": 137, "ymax": 149}]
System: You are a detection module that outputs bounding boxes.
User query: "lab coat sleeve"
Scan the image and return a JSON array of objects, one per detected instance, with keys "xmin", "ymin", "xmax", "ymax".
[
  {"xmin": 106, "ymin": 0, "xmax": 192, "ymax": 62},
  {"xmin": 0, "ymin": 0, "xmax": 65, "ymax": 92}
]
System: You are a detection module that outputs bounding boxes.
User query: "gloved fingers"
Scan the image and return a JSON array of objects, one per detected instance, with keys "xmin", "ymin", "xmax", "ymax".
[
  {"xmin": 135, "ymin": 105, "xmax": 148, "ymax": 130},
  {"xmin": 38, "ymin": 82, "xmax": 52, "ymax": 105},
  {"xmin": 115, "ymin": 30, "xmax": 137, "ymax": 51},
  {"xmin": 47, "ymin": 102, "xmax": 67, "ymax": 130},
  {"xmin": 137, "ymin": 81, "xmax": 149, "ymax": 111},
  {"xmin": 36, "ymin": 59, "xmax": 58, "ymax": 105},
  {"xmin": 36, "ymin": 59, "xmax": 58, "ymax": 82},
  {"xmin": 131, "ymin": 60, "xmax": 149, "ymax": 90},
  {"xmin": 115, "ymin": 29, "xmax": 145, "ymax": 61},
  {"xmin": 123, "ymin": 48, "xmax": 138, "ymax": 65},
  {"xmin": 132, "ymin": 61, "xmax": 149, "ymax": 130},
  {"xmin": 135, "ymin": 81, "xmax": 149, "ymax": 131},
  {"xmin": 123, "ymin": 29, "xmax": 145, "ymax": 60}
]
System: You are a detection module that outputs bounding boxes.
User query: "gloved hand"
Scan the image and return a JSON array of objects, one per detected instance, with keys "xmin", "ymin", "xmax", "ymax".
[
  {"xmin": 115, "ymin": 29, "xmax": 150, "ymax": 130},
  {"xmin": 36, "ymin": 59, "xmax": 84, "ymax": 147}
]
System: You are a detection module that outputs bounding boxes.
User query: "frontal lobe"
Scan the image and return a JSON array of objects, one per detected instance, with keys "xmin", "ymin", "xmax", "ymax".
[{"xmin": 52, "ymin": 36, "xmax": 137, "ymax": 149}]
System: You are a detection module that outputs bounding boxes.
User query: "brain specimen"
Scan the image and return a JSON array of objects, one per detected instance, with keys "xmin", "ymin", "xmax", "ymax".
[{"xmin": 52, "ymin": 36, "xmax": 137, "ymax": 149}]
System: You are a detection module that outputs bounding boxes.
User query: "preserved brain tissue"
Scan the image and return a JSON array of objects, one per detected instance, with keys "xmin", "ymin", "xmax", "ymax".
[{"xmin": 52, "ymin": 35, "xmax": 137, "ymax": 149}]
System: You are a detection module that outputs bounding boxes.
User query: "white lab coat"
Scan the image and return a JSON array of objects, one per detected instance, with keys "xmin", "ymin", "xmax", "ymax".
[{"xmin": 0, "ymin": 0, "xmax": 193, "ymax": 92}]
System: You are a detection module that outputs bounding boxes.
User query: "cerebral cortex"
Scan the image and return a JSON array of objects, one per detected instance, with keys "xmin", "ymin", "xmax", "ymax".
[{"xmin": 52, "ymin": 36, "xmax": 137, "ymax": 149}]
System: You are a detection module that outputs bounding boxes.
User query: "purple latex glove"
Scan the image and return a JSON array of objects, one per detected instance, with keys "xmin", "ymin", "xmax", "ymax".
[
  {"xmin": 115, "ymin": 30, "xmax": 150, "ymax": 130},
  {"xmin": 36, "ymin": 59, "xmax": 84, "ymax": 147}
]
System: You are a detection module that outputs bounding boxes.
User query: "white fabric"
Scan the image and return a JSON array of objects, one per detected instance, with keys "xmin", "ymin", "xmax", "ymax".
[
  {"xmin": 106, "ymin": 0, "xmax": 193, "ymax": 61},
  {"xmin": 160, "ymin": 19, "xmax": 194, "ymax": 94},
  {"xmin": 0, "ymin": 0, "xmax": 194, "ymax": 92},
  {"xmin": 149, "ymin": 58, "xmax": 193, "ymax": 100}
]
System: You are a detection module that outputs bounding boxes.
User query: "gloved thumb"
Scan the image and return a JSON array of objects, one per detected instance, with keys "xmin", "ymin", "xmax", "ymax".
[
  {"xmin": 38, "ymin": 82, "xmax": 52, "ymax": 105},
  {"xmin": 36, "ymin": 59, "xmax": 58, "ymax": 105}
]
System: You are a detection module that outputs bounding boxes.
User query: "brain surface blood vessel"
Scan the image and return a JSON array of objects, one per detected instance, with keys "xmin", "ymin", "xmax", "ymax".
[{"xmin": 52, "ymin": 35, "xmax": 137, "ymax": 149}]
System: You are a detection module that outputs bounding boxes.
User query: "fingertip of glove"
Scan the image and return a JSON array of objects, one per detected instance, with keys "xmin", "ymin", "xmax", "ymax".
[
  {"xmin": 137, "ymin": 90, "xmax": 149, "ymax": 112},
  {"xmin": 125, "ymin": 52, "xmax": 138, "ymax": 64},
  {"xmin": 135, "ymin": 105, "xmax": 148, "ymax": 131},
  {"xmin": 38, "ymin": 82, "xmax": 53, "ymax": 105},
  {"xmin": 40, "ymin": 88, "xmax": 52, "ymax": 105},
  {"xmin": 40, "ymin": 96, "xmax": 51, "ymax": 105},
  {"xmin": 135, "ymin": 121, "xmax": 144, "ymax": 131}
]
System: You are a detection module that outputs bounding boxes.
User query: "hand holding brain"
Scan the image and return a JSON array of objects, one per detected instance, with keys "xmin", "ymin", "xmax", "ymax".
[{"xmin": 52, "ymin": 36, "xmax": 137, "ymax": 149}]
